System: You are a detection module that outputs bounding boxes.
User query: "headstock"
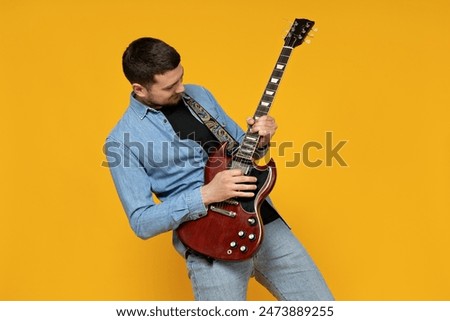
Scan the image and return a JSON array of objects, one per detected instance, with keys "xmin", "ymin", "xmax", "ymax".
[{"xmin": 284, "ymin": 18, "xmax": 316, "ymax": 48}]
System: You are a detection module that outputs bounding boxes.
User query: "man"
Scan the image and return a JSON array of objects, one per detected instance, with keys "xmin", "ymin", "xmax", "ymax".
[{"xmin": 105, "ymin": 37, "xmax": 333, "ymax": 300}]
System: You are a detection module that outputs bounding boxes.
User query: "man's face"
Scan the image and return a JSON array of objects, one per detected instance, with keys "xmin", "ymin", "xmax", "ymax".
[{"xmin": 133, "ymin": 64, "xmax": 185, "ymax": 109}]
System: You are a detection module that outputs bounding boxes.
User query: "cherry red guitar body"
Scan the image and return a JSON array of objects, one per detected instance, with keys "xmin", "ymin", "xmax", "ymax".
[{"xmin": 176, "ymin": 143, "xmax": 276, "ymax": 261}]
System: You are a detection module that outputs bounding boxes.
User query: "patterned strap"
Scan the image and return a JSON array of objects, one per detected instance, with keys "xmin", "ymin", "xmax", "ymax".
[{"xmin": 182, "ymin": 93, "xmax": 239, "ymax": 154}]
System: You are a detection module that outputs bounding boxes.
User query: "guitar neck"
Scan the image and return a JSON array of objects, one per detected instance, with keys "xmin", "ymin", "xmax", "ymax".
[
  {"xmin": 235, "ymin": 46, "xmax": 294, "ymax": 160},
  {"xmin": 255, "ymin": 46, "xmax": 293, "ymax": 119},
  {"xmin": 233, "ymin": 18, "xmax": 315, "ymax": 162}
]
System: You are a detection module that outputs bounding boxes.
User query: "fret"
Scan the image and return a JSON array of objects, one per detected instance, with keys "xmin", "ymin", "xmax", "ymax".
[
  {"xmin": 239, "ymin": 145, "xmax": 254, "ymax": 152},
  {"xmin": 254, "ymin": 112, "xmax": 267, "ymax": 119},
  {"xmin": 255, "ymin": 106, "xmax": 268, "ymax": 113},
  {"xmin": 232, "ymin": 155, "xmax": 252, "ymax": 164},
  {"xmin": 280, "ymin": 48, "xmax": 292, "ymax": 54},
  {"xmin": 263, "ymin": 93, "xmax": 275, "ymax": 100},
  {"xmin": 238, "ymin": 148, "xmax": 255, "ymax": 156},
  {"xmin": 241, "ymin": 146, "xmax": 257, "ymax": 153},
  {"xmin": 271, "ymin": 70, "xmax": 284, "ymax": 78},
  {"xmin": 257, "ymin": 108, "xmax": 269, "ymax": 115},
  {"xmin": 278, "ymin": 56, "xmax": 289, "ymax": 64},
  {"xmin": 241, "ymin": 141, "xmax": 255, "ymax": 148},
  {"xmin": 261, "ymin": 98, "xmax": 274, "ymax": 105},
  {"xmin": 257, "ymin": 103, "xmax": 269, "ymax": 110},
  {"xmin": 245, "ymin": 133, "xmax": 259, "ymax": 142}
]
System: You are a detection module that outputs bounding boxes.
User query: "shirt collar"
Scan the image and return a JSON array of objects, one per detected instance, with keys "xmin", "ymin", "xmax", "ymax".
[{"xmin": 128, "ymin": 92, "xmax": 159, "ymax": 120}]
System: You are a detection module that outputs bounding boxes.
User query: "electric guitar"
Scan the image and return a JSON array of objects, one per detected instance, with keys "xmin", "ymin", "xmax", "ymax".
[{"xmin": 176, "ymin": 18, "xmax": 315, "ymax": 260}]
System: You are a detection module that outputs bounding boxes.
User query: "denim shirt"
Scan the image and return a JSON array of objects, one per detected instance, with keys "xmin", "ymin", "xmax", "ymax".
[{"xmin": 106, "ymin": 84, "xmax": 269, "ymax": 240}]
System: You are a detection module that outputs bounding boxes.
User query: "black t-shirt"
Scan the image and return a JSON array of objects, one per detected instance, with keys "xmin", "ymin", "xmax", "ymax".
[{"xmin": 160, "ymin": 100, "xmax": 280, "ymax": 225}]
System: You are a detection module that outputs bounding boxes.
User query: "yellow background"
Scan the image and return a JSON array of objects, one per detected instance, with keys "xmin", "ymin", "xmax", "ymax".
[{"xmin": 1, "ymin": 0, "xmax": 449, "ymax": 300}]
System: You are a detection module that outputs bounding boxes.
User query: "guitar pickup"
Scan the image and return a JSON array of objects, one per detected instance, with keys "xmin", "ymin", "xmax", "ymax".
[
  {"xmin": 224, "ymin": 199, "xmax": 239, "ymax": 205},
  {"xmin": 210, "ymin": 205, "xmax": 237, "ymax": 218}
]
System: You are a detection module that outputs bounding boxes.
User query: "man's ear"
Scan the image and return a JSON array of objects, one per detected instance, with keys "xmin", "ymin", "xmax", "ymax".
[{"xmin": 132, "ymin": 83, "xmax": 147, "ymax": 98}]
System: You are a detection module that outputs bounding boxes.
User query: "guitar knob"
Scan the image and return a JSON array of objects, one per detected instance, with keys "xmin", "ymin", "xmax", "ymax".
[
  {"xmin": 248, "ymin": 234, "xmax": 256, "ymax": 241},
  {"xmin": 230, "ymin": 241, "xmax": 237, "ymax": 248},
  {"xmin": 247, "ymin": 218, "xmax": 256, "ymax": 226},
  {"xmin": 237, "ymin": 231, "xmax": 246, "ymax": 238},
  {"xmin": 239, "ymin": 245, "xmax": 248, "ymax": 253}
]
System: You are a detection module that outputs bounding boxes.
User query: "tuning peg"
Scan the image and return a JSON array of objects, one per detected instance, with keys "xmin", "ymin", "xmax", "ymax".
[
  {"xmin": 313, "ymin": 27, "xmax": 319, "ymax": 33},
  {"xmin": 305, "ymin": 38, "xmax": 312, "ymax": 44}
]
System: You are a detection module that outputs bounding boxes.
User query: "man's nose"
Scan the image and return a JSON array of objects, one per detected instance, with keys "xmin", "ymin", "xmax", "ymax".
[{"xmin": 176, "ymin": 83, "xmax": 185, "ymax": 93}]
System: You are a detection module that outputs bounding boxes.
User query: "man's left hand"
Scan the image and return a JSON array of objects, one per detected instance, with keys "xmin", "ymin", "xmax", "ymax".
[{"xmin": 246, "ymin": 115, "xmax": 277, "ymax": 148}]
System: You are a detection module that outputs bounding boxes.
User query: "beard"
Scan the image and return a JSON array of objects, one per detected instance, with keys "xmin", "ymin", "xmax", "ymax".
[
  {"xmin": 165, "ymin": 93, "xmax": 183, "ymax": 106},
  {"xmin": 140, "ymin": 92, "xmax": 183, "ymax": 109}
]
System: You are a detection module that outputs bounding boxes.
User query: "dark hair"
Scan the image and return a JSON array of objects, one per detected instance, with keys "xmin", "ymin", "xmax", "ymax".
[{"xmin": 122, "ymin": 37, "xmax": 181, "ymax": 86}]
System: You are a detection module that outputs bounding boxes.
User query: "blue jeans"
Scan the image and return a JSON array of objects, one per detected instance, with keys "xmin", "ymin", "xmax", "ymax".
[{"xmin": 175, "ymin": 218, "xmax": 334, "ymax": 300}]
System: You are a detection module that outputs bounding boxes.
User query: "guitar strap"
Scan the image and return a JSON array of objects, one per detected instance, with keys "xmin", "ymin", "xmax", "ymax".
[{"xmin": 182, "ymin": 93, "xmax": 239, "ymax": 154}]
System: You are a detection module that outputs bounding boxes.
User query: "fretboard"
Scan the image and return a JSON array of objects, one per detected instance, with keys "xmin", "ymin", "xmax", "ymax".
[{"xmin": 234, "ymin": 46, "xmax": 294, "ymax": 161}]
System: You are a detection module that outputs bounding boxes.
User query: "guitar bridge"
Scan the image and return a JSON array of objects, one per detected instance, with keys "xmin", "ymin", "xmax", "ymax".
[{"xmin": 210, "ymin": 205, "xmax": 237, "ymax": 218}]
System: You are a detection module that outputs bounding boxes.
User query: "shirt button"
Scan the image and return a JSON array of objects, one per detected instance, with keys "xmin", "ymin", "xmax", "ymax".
[{"xmin": 163, "ymin": 119, "xmax": 167, "ymax": 123}]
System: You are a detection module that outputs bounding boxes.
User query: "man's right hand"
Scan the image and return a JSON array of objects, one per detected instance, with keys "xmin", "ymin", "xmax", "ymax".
[{"xmin": 200, "ymin": 169, "xmax": 257, "ymax": 206}]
